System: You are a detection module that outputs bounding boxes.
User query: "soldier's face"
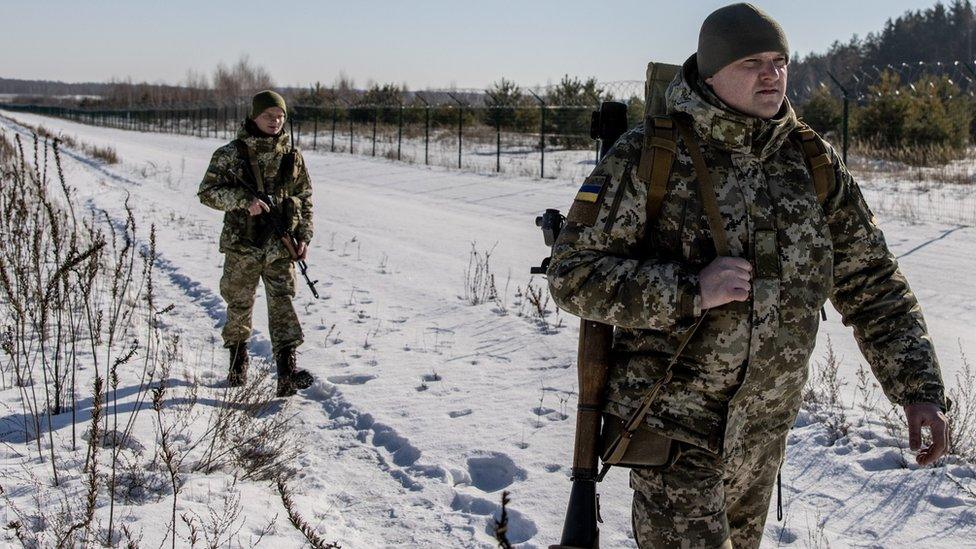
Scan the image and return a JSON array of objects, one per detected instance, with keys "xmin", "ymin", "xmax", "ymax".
[
  {"xmin": 705, "ymin": 51, "xmax": 788, "ymax": 119},
  {"xmin": 254, "ymin": 107, "xmax": 286, "ymax": 135}
]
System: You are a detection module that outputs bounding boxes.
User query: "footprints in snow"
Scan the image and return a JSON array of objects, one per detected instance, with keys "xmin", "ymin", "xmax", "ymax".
[
  {"xmin": 450, "ymin": 492, "xmax": 538, "ymax": 544},
  {"xmin": 926, "ymin": 494, "xmax": 968, "ymax": 509},
  {"xmin": 532, "ymin": 406, "xmax": 569, "ymax": 422},
  {"xmin": 465, "ymin": 452, "xmax": 527, "ymax": 492},
  {"xmin": 327, "ymin": 373, "xmax": 377, "ymax": 385},
  {"xmin": 450, "ymin": 452, "xmax": 537, "ymax": 544}
]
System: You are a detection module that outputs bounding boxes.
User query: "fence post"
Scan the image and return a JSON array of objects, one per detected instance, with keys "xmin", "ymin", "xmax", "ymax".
[
  {"xmin": 417, "ymin": 93, "xmax": 430, "ymax": 165},
  {"xmin": 826, "ymin": 71, "xmax": 849, "ymax": 164},
  {"xmin": 486, "ymin": 91, "xmax": 502, "ymax": 172},
  {"xmin": 397, "ymin": 103, "xmax": 403, "ymax": 161},
  {"xmin": 313, "ymin": 107, "xmax": 318, "ymax": 151},
  {"xmin": 448, "ymin": 92, "xmax": 464, "ymax": 169},
  {"xmin": 331, "ymin": 105, "xmax": 338, "ymax": 152},
  {"xmin": 530, "ymin": 90, "xmax": 546, "ymax": 178},
  {"xmin": 372, "ymin": 105, "xmax": 378, "ymax": 157}
]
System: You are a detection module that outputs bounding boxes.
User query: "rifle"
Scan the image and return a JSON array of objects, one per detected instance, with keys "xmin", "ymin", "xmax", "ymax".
[
  {"xmin": 219, "ymin": 167, "xmax": 320, "ymax": 299},
  {"xmin": 534, "ymin": 101, "xmax": 627, "ymax": 549},
  {"xmin": 540, "ymin": 62, "xmax": 684, "ymax": 549}
]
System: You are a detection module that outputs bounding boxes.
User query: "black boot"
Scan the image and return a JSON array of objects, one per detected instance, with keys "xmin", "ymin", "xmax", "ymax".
[
  {"xmin": 275, "ymin": 346, "xmax": 313, "ymax": 397},
  {"xmin": 228, "ymin": 341, "xmax": 248, "ymax": 387}
]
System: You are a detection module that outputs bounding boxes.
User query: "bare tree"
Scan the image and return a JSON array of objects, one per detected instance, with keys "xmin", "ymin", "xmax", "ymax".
[{"xmin": 212, "ymin": 55, "xmax": 275, "ymax": 104}]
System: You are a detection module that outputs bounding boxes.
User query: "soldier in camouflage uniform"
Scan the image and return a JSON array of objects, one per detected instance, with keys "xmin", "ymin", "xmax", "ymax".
[
  {"xmin": 547, "ymin": 4, "xmax": 949, "ymax": 548},
  {"xmin": 198, "ymin": 90, "xmax": 314, "ymax": 397}
]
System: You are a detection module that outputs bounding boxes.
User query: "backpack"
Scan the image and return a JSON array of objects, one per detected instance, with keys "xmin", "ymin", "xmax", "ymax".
[{"xmin": 637, "ymin": 62, "xmax": 834, "ymax": 227}]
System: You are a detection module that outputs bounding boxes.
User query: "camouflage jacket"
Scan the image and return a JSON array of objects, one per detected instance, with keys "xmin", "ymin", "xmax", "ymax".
[
  {"xmin": 547, "ymin": 57, "xmax": 946, "ymax": 455},
  {"xmin": 198, "ymin": 122, "xmax": 313, "ymax": 255}
]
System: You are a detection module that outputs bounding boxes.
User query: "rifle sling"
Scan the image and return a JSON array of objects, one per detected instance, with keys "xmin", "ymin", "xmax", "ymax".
[
  {"xmin": 233, "ymin": 139, "xmax": 267, "ymax": 194},
  {"xmin": 598, "ymin": 311, "xmax": 707, "ymax": 478}
]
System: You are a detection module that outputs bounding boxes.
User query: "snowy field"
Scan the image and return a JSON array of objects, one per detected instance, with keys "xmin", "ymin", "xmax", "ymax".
[{"xmin": 1, "ymin": 111, "xmax": 974, "ymax": 548}]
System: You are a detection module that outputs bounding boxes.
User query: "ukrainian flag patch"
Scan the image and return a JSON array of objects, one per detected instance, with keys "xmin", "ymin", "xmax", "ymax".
[{"xmin": 575, "ymin": 175, "xmax": 607, "ymax": 203}]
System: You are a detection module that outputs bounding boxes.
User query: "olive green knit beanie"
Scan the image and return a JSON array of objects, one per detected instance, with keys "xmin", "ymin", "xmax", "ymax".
[
  {"xmin": 250, "ymin": 90, "xmax": 288, "ymax": 118},
  {"xmin": 697, "ymin": 3, "xmax": 790, "ymax": 79}
]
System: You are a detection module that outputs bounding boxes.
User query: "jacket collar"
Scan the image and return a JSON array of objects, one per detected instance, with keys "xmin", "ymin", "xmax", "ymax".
[
  {"xmin": 236, "ymin": 119, "xmax": 290, "ymax": 155},
  {"xmin": 665, "ymin": 54, "xmax": 798, "ymax": 160}
]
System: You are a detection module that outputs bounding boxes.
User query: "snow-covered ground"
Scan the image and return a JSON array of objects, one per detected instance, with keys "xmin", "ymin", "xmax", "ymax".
[{"xmin": 1, "ymin": 111, "xmax": 974, "ymax": 548}]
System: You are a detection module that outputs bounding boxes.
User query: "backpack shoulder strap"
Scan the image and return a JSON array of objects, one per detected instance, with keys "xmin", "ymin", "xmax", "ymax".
[
  {"xmin": 232, "ymin": 138, "xmax": 267, "ymax": 193},
  {"xmin": 636, "ymin": 115, "xmax": 678, "ymax": 225},
  {"xmin": 792, "ymin": 125, "xmax": 835, "ymax": 205}
]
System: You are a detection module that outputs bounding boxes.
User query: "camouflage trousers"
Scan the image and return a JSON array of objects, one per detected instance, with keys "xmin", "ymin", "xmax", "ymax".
[
  {"xmin": 630, "ymin": 434, "xmax": 786, "ymax": 549},
  {"xmin": 219, "ymin": 248, "xmax": 303, "ymax": 355}
]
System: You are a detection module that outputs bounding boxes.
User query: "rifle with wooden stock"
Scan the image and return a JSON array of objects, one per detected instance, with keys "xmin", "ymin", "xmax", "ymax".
[{"xmin": 536, "ymin": 62, "xmax": 682, "ymax": 549}]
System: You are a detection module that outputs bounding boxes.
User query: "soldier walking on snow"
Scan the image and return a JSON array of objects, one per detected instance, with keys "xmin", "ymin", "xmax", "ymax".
[
  {"xmin": 198, "ymin": 90, "xmax": 315, "ymax": 397},
  {"xmin": 547, "ymin": 3, "xmax": 950, "ymax": 547}
]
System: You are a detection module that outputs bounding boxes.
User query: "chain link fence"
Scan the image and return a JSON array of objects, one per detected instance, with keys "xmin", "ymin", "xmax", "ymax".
[
  {"xmin": 0, "ymin": 84, "xmax": 645, "ymax": 182},
  {"xmin": 2, "ymin": 68, "xmax": 975, "ymax": 225},
  {"xmin": 790, "ymin": 59, "xmax": 976, "ymax": 226}
]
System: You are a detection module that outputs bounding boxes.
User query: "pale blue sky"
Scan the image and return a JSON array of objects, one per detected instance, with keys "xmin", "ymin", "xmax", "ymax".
[{"xmin": 0, "ymin": 1, "xmax": 946, "ymax": 89}]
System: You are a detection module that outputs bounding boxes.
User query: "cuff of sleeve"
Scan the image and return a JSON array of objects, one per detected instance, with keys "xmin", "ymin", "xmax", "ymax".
[
  {"xmin": 295, "ymin": 228, "xmax": 312, "ymax": 243},
  {"xmin": 898, "ymin": 385, "xmax": 949, "ymax": 413},
  {"xmin": 676, "ymin": 272, "xmax": 702, "ymax": 328}
]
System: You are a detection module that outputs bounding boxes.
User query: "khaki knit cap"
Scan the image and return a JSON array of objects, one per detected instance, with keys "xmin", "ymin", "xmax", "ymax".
[
  {"xmin": 250, "ymin": 90, "xmax": 288, "ymax": 118},
  {"xmin": 697, "ymin": 3, "xmax": 790, "ymax": 78}
]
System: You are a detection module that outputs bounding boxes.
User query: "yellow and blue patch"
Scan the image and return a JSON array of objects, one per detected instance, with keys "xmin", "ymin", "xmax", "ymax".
[
  {"xmin": 567, "ymin": 175, "xmax": 607, "ymax": 226},
  {"xmin": 575, "ymin": 177, "xmax": 605, "ymax": 203},
  {"xmin": 575, "ymin": 184, "xmax": 602, "ymax": 203}
]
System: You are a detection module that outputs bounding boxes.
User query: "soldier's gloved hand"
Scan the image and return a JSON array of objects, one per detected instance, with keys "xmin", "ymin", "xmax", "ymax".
[
  {"xmin": 296, "ymin": 241, "xmax": 308, "ymax": 261},
  {"xmin": 698, "ymin": 257, "xmax": 752, "ymax": 309},
  {"xmin": 248, "ymin": 198, "xmax": 270, "ymax": 216},
  {"xmin": 904, "ymin": 402, "xmax": 948, "ymax": 466}
]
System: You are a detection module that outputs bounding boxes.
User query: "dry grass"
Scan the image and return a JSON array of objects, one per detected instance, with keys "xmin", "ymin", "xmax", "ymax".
[
  {"xmin": 3, "ymin": 117, "xmax": 119, "ymax": 165},
  {"xmin": 463, "ymin": 242, "xmax": 499, "ymax": 306},
  {"xmin": 493, "ymin": 491, "xmax": 513, "ymax": 549},
  {"xmin": 0, "ymin": 128, "xmax": 318, "ymax": 547},
  {"xmin": 276, "ymin": 477, "xmax": 341, "ymax": 549},
  {"xmin": 948, "ymin": 344, "xmax": 976, "ymax": 462},
  {"xmin": 849, "ymin": 139, "xmax": 971, "ymax": 169}
]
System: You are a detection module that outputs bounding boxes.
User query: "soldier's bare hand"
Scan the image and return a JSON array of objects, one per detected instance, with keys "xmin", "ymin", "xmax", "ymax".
[
  {"xmin": 905, "ymin": 402, "xmax": 949, "ymax": 466},
  {"xmin": 248, "ymin": 198, "xmax": 270, "ymax": 216},
  {"xmin": 296, "ymin": 241, "xmax": 308, "ymax": 261},
  {"xmin": 699, "ymin": 257, "xmax": 752, "ymax": 309}
]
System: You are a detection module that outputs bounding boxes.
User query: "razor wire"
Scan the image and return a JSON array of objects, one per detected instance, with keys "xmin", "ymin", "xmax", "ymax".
[{"xmin": 2, "ymin": 67, "xmax": 975, "ymax": 226}]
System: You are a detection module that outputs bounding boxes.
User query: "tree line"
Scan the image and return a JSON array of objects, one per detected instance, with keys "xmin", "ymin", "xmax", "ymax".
[{"xmin": 793, "ymin": 1, "xmax": 976, "ymax": 164}]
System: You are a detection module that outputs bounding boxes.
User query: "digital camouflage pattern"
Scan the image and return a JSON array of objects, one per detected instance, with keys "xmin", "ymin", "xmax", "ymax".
[
  {"xmin": 198, "ymin": 124, "xmax": 313, "ymax": 253},
  {"xmin": 631, "ymin": 436, "xmax": 784, "ymax": 548},
  {"xmin": 220, "ymin": 250, "xmax": 302, "ymax": 354},
  {"xmin": 547, "ymin": 55, "xmax": 946, "ymax": 547},
  {"xmin": 198, "ymin": 123, "xmax": 312, "ymax": 353}
]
